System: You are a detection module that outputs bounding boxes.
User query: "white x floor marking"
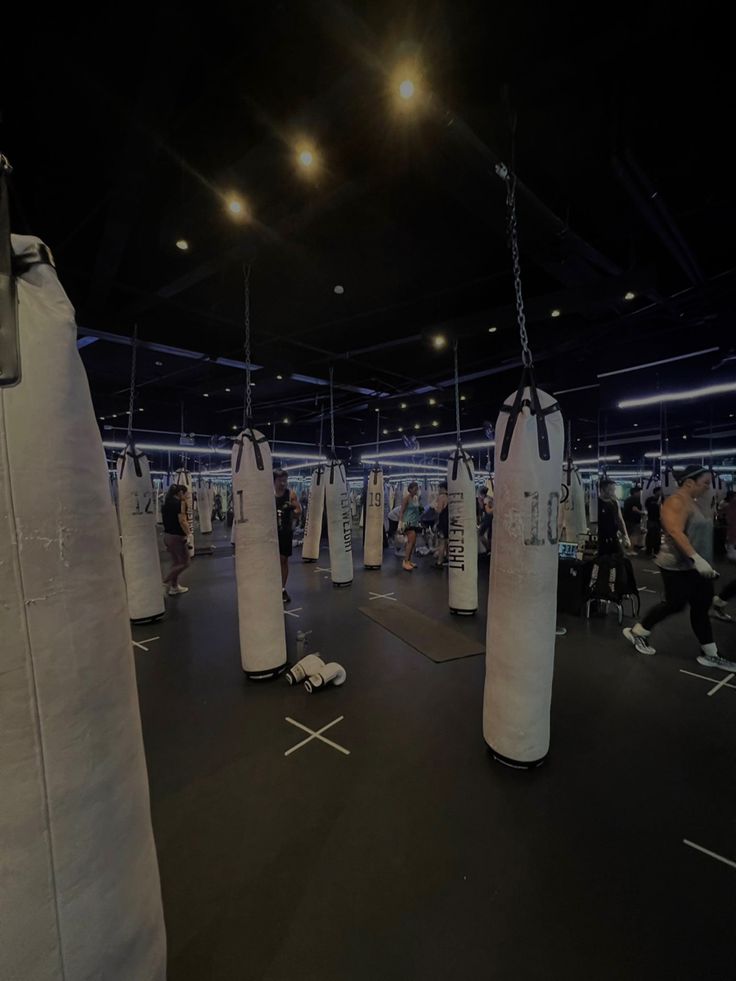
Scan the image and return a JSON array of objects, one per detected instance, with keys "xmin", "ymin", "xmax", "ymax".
[
  {"xmin": 369, "ymin": 591, "xmax": 396, "ymax": 601},
  {"xmin": 132, "ymin": 636, "xmax": 160, "ymax": 652},
  {"xmin": 284, "ymin": 607, "xmax": 303, "ymax": 619},
  {"xmin": 284, "ymin": 716, "xmax": 350, "ymax": 757},
  {"xmin": 679, "ymin": 669, "xmax": 736, "ymax": 697},
  {"xmin": 315, "ymin": 566, "xmax": 330, "ymax": 573}
]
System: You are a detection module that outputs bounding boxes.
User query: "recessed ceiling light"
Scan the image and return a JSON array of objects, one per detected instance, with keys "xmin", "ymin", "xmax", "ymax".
[
  {"xmin": 413, "ymin": 423, "xmax": 420, "ymax": 430},
  {"xmin": 550, "ymin": 309, "xmax": 561, "ymax": 319},
  {"xmin": 203, "ymin": 393, "xmax": 209, "ymax": 398},
  {"xmin": 225, "ymin": 387, "xmax": 231, "ymax": 393},
  {"xmin": 232, "ymin": 425, "xmax": 238, "ymax": 431},
  {"xmin": 382, "ymin": 429, "xmax": 389, "ymax": 435},
  {"xmin": 399, "ymin": 79, "xmax": 415, "ymax": 100},
  {"xmin": 432, "ymin": 334, "xmax": 447, "ymax": 349},
  {"xmin": 400, "ymin": 402, "xmax": 408, "ymax": 409},
  {"xmin": 460, "ymin": 395, "xmax": 467, "ymax": 402},
  {"xmin": 112, "ymin": 414, "xmax": 117, "ymax": 418},
  {"xmin": 429, "ymin": 398, "xmax": 436, "ymax": 406},
  {"xmin": 374, "ymin": 408, "xmax": 380, "ymax": 413},
  {"xmin": 398, "ymin": 426, "xmax": 404, "ymax": 432},
  {"xmin": 334, "ymin": 285, "xmax": 344, "ymax": 295},
  {"xmin": 282, "ymin": 417, "xmax": 290, "ymax": 424},
  {"xmin": 226, "ymin": 196, "xmax": 244, "ymax": 216},
  {"xmin": 298, "ymin": 149, "xmax": 314, "ymax": 168},
  {"xmin": 155, "ymin": 361, "xmax": 163, "ymax": 367},
  {"xmin": 682, "ymin": 435, "xmax": 688, "ymax": 440},
  {"xmin": 432, "ymin": 420, "xmax": 440, "ymax": 427},
  {"xmin": 99, "ymin": 416, "xmax": 105, "ymax": 420},
  {"xmin": 139, "ymin": 408, "xmax": 144, "ymax": 413},
  {"xmin": 276, "ymin": 374, "xmax": 283, "ymax": 380},
  {"xmin": 624, "ymin": 291, "xmax": 636, "ymax": 301},
  {"xmin": 176, "ymin": 239, "xmax": 189, "ymax": 251},
  {"xmin": 488, "ymin": 326, "xmax": 497, "ymax": 333}
]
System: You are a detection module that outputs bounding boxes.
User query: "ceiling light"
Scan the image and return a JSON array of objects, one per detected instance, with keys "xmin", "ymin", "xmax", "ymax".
[
  {"xmin": 624, "ymin": 291, "xmax": 636, "ymax": 301},
  {"xmin": 398, "ymin": 426, "xmax": 404, "ymax": 432},
  {"xmin": 226, "ymin": 196, "xmax": 246, "ymax": 218},
  {"xmin": 276, "ymin": 374, "xmax": 283, "ymax": 380},
  {"xmin": 399, "ymin": 79, "xmax": 415, "ymax": 100},
  {"xmin": 374, "ymin": 408, "xmax": 380, "ymax": 412},
  {"xmin": 633, "ymin": 423, "xmax": 638, "ymax": 427},
  {"xmin": 225, "ymin": 387, "xmax": 231, "ymax": 392},
  {"xmin": 282, "ymin": 417, "xmax": 290, "ymax": 424},
  {"xmin": 361, "ymin": 440, "xmax": 497, "ymax": 461},
  {"xmin": 203, "ymin": 393, "xmax": 209, "ymax": 398},
  {"xmin": 488, "ymin": 326, "xmax": 497, "ymax": 333},
  {"xmin": 413, "ymin": 424, "xmax": 420, "ymax": 430},
  {"xmin": 400, "ymin": 402, "xmax": 408, "ymax": 409},
  {"xmin": 382, "ymin": 429, "xmax": 389, "ymax": 435},
  {"xmin": 298, "ymin": 149, "xmax": 314, "ymax": 168},
  {"xmin": 334, "ymin": 285, "xmax": 344, "ymax": 295},
  {"xmin": 232, "ymin": 425, "xmax": 238, "ymax": 431},
  {"xmin": 646, "ymin": 448, "xmax": 736, "ymax": 460},
  {"xmin": 460, "ymin": 395, "xmax": 467, "ymax": 402},
  {"xmin": 432, "ymin": 334, "xmax": 447, "ymax": 350},
  {"xmin": 683, "ymin": 435, "xmax": 688, "ymax": 440},
  {"xmin": 139, "ymin": 408, "xmax": 144, "ymax": 413},
  {"xmin": 155, "ymin": 361, "xmax": 163, "ymax": 367},
  {"xmin": 112, "ymin": 414, "xmax": 117, "ymax": 418},
  {"xmin": 550, "ymin": 309, "xmax": 561, "ymax": 319},
  {"xmin": 99, "ymin": 416, "xmax": 105, "ymax": 420},
  {"xmin": 432, "ymin": 421, "xmax": 440, "ymax": 427},
  {"xmin": 176, "ymin": 239, "xmax": 189, "ymax": 251},
  {"xmin": 618, "ymin": 381, "xmax": 736, "ymax": 409},
  {"xmin": 429, "ymin": 398, "xmax": 436, "ymax": 405}
]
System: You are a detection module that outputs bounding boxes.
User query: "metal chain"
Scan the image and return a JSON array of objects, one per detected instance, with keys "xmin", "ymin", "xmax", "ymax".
[
  {"xmin": 329, "ymin": 367, "xmax": 336, "ymax": 456},
  {"xmin": 453, "ymin": 341, "xmax": 461, "ymax": 446},
  {"xmin": 243, "ymin": 263, "xmax": 252, "ymax": 429},
  {"xmin": 375, "ymin": 407, "xmax": 380, "ymax": 460},
  {"xmin": 318, "ymin": 406, "xmax": 325, "ymax": 458},
  {"xmin": 127, "ymin": 325, "xmax": 138, "ymax": 443},
  {"xmin": 497, "ymin": 164, "xmax": 532, "ymax": 367}
]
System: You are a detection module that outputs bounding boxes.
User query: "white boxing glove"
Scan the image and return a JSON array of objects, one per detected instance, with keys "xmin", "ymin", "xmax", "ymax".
[
  {"xmin": 304, "ymin": 662, "xmax": 347, "ymax": 693},
  {"xmin": 285, "ymin": 654, "xmax": 325, "ymax": 685},
  {"xmin": 692, "ymin": 553, "xmax": 717, "ymax": 578}
]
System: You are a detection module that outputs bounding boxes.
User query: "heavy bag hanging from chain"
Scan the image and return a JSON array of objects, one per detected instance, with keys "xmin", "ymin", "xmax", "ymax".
[
  {"xmin": 302, "ymin": 464, "xmax": 325, "ymax": 561},
  {"xmin": 641, "ymin": 470, "xmax": 659, "ymax": 510},
  {"xmin": 117, "ymin": 444, "xmax": 165, "ymax": 622},
  {"xmin": 483, "ymin": 378, "xmax": 564, "ymax": 766},
  {"xmin": 325, "ymin": 459, "xmax": 353, "ymax": 586},
  {"xmin": 447, "ymin": 447, "xmax": 478, "ymax": 614},
  {"xmin": 363, "ymin": 466, "xmax": 384, "ymax": 569},
  {"xmin": 198, "ymin": 478, "xmax": 213, "ymax": 534},
  {"xmin": 231, "ymin": 429, "xmax": 287, "ymax": 678},
  {"xmin": 174, "ymin": 466, "xmax": 195, "ymax": 555},
  {"xmin": 559, "ymin": 463, "xmax": 587, "ymax": 543},
  {"xmin": 0, "ymin": 234, "xmax": 166, "ymax": 979}
]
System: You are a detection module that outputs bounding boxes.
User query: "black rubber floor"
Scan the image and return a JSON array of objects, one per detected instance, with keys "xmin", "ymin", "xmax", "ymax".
[{"xmin": 133, "ymin": 526, "xmax": 736, "ymax": 981}]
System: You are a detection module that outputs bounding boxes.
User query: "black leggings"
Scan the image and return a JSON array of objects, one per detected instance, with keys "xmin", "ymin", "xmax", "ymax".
[
  {"xmin": 642, "ymin": 569, "xmax": 714, "ymax": 645},
  {"xmin": 720, "ymin": 577, "xmax": 736, "ymax": 603},
  {"xmin": 645, "ymin": 524, "xmax": 661, "ymax": 555}
]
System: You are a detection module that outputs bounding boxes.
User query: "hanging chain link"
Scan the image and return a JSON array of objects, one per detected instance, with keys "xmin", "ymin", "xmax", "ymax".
[
  {"xmin": 375, "ymin": 407, "xmax": 380, "ymax": 460},
  {"xmin": 243, "ymin": 264, "xmax": 252, "ymax": 429},
  {"xmin": 453, "ymin": 341, "xmax": 461, "ymax": 447},
  {"xmin": 497, "ymin": 164, "xmax": 532, "ymax": 367},
  {"xmin": 127, "ymin": 324, "xmax": 138, "ymax": 443},
  {"xmin": 318, "ymin": 405, "xmax": 325, "ymax": 458},
  {"xmin": 329, "ymin": 367, "xmax": 336, "ymax": 456}
]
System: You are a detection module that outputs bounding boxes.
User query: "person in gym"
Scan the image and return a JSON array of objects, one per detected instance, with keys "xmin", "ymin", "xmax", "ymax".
[
  {"xmin": 622, "ymin": 485, "xmax": 644, "ymax": 550},
  {"xmin": 434, "ymin": 481, "xmax": 449, "ymax": 568},
  {"xmin": 398, "ymin": 481, "xmax": 423, "ymax": 572},
  {"xmin": 161, "ymin": 484, "xmax": 191, "ymax": 596},
  {"xmin": 623, "ymin": 465, "xmax": 736, "ymax": 671},
  {"xmin": 274, "ymin": 468, "xmax": 301, "ymax": 603},
  {"xmin": 597, "ymin": 479, "xmax": 630, "ymax": 556},
  {"xmin": 644, "ymin": 486, "xmax": 663, "ymax": 557}
]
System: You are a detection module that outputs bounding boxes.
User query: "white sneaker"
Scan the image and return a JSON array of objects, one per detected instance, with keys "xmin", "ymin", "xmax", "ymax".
[
  {"xmin": 168, "ymin": 585, "xmax": 189, "ymax": 596},
  {"xmin": 623, "ymin": 627, "xmax": 656, "ymax": 656},
  {"xmin": 696, "ymin": 653, "xmax": 736, "ymax": 672},
  {"xmin": 710, "ymin": 604, "xmax": 734, "ymax": 623}
]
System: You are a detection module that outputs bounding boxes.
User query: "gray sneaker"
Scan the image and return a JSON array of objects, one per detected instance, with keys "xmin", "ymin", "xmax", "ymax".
[
  {"xmin": 623, "ymin": 627, "xmax": 656, "ymax": 656},
  {"xmin": 696, "ymin": 653, "xmax": 736, "ymax": 672}
]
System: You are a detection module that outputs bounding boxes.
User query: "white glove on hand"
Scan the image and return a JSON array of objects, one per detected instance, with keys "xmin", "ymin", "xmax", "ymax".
[{"xmin": 692, "ymin": 552, "xmax": 717, "ymax": 578}]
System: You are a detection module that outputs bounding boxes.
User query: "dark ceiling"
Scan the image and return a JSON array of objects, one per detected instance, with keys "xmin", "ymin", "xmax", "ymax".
[{"xmin": 5, "ymin": 0, "xmax": 736, "ymax": 464}]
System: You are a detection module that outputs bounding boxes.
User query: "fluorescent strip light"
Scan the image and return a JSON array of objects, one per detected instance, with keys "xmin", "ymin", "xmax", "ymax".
[
  {"xmin": 599, "ymin": 347, "xmax": 719, "ymax": 379},
  {"xmin": 103, "ymin": 440, "xmax": 325, "ymax": 462},
  {"xmin": 569, "ymin": 456, "xmax": 621, "ymax": 465},
  {"xmin": 618, "ymin": 381, "xmax": 736, "ymax": 409},
  {"xmin": 645, "ymin": 448, "xmax": 736, "ymax": 461},
  {"xmin": 361, "ymin": 440, "xmax": 494, "ymax": 462},
  {"xmin": 553, "ymin": 383, "xmax": 600, "ymax": 396}
]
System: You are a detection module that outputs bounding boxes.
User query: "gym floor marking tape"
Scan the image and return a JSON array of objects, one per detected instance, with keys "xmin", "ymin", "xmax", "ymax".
[
  {"xmin": 284, "ymin": 716, "xmax": 350, "ymax": 757},
  {"xmin": 369, "ymin": 591, "xmax": 396, "ymax": 601},
  {"xmin": 132, "ymin": 637, "xmax": 160, "ymax": 652},
  {"xmin": 284, "ymin": 607, "xmax": 303, "ymax": 619},
  {"xmin": 679, "ymin": 669, "xmax": 736, "ymax": 697},
  {"xmin": 683, "ymin": 839, "xmax": 736, "ymax": 871}
]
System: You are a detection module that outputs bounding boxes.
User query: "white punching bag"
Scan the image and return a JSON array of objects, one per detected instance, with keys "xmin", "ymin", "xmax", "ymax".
[
  {"xmin": 363, "ymin": 466, "xmax": 384, "ymax": 569},
  {"xmin": 174, "ymin": 466, "xmax": 195, "ymax": 555},
  {"xmin": 302, "ymin": 465, "xmax": 325, "ymax": 562},
  {"xmin": 325, "ymin": 459, "xmax": 353, "ymax": 587},
  {"xmin": 198, "ymin": 479, "xmax": 213, "ymax": 534},
  {"xmin": 117, "ymin": 444, "xmax": 165, "ymax": 622},
  {"xmin": 560, "ymin": 464, "xmax": 588, "ymax": 543},
  {"xmin": 0, "ymin": 234, "xmax": 166, "ymax": 979},
  {"xmin": 483, "ymin": 384, "xmax": 564, "ymax": 767},
  {"xmin": 447, "ymin": 447, "xmax": 478, "ymax": 615},
  {"xmin": 231, "ymin": 428, "xmax": 287, "ymax": 679}
]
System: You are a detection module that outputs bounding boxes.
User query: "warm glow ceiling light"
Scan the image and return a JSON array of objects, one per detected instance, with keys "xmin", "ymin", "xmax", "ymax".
[
  {"xmin": 298, "ymin": 148, "xmax": 315, "ymax": 168},
  {"xmin": 176, "ymin": 239, "xmax": 189, "ymax": 251},
  {"xmin": 226, "ymin": 196, "xmax": 246, "ymax": 218},
  {"xmin": 550, "ymin": 309, "xmax": 561, "ymax": 319},
  {"xmin": 429, "ymin": 398, "xmax": 436, "ymax": 405},
  {"xmin": 619, "ymin": 381, "xmax": 736, "ymax": 409},
  {"xmin": 624, "ymin": 291, "xmax": 636, "ymax": 301},
  {"xmin": 488, "ymin": 326, "xmax": 497, "ymax": 333},
  {"xmin": 432, "ymin": 334, "xmax": 447, "ymax": 349}
]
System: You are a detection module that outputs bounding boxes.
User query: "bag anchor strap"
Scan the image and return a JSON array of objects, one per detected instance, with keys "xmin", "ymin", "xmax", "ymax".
[
  {"xmin": 235, "ymin": 427, "xmax": 269, "ymax": 474},
  {"xmin": 498, "ymin": 363, "xmax": 559, "ymax": 462}
]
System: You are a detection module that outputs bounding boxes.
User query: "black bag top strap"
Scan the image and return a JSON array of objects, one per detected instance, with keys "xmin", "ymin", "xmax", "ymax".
[
  {"xmin": 234, "ymin": 427, "xmax": 269, "ymax": 474},
  {"xmin": 498, "ymin": 364, "xmax": 560, "ymax": 462},
  {"xmin": 449, "ymin": 446, "xmax": 473, "ymax": 482},
  {"xmin": 120, "ymin": 441, "xmax": 147, "ymax": 479}
]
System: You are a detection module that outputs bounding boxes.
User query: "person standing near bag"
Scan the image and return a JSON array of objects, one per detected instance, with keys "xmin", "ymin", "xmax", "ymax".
[{"xmin": 623, "ymin": 465, "xmax": 736, "ymax": 671}]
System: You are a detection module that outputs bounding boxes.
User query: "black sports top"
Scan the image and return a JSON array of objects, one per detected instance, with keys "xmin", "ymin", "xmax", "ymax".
[{"xmin": 162, "ymin": 498, "xmax": 185, "ymax": 536}]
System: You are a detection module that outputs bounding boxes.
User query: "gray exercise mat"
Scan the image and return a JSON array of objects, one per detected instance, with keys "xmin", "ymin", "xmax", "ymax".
[{"xmin": 359, "ymin": 602, "xmax": 484, "ymax": 663}]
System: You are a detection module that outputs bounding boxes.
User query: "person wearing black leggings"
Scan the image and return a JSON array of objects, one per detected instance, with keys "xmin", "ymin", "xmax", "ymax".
[
  {"xmin": 711, "ymin": 575, "xmax": 736, "ymax": 622},
  {"xmin": 623, "ymin": 465, "xmax": 736, "ymax": 672}
]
